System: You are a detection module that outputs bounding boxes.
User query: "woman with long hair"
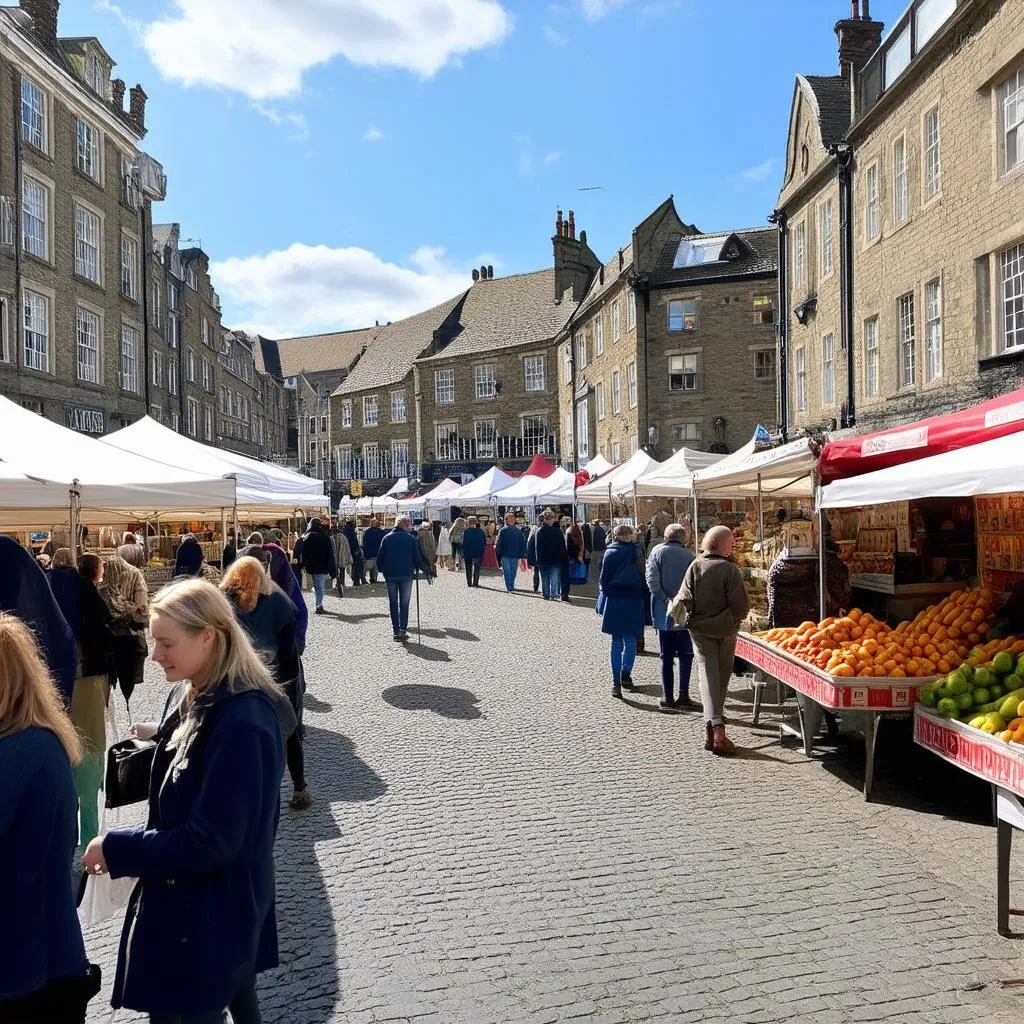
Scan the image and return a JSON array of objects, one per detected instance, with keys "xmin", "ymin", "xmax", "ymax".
[
  {"xmin": 449, "ymin": 517, "xmax": 466, "ymax": 572},
  {"xmin": 98, "ymin": 555, "xmax": 149, "ymax": 710},
  {"xmin": 82, "ymin": 579, "xmax": 287, "ymax": 1024},
  {"xmin": 0, "ymin": 613, "xmax": 99, "ymax": 1023},
  {"xmin": 222, "ymin": 556, "xmax": 309, "ymax": 809}
]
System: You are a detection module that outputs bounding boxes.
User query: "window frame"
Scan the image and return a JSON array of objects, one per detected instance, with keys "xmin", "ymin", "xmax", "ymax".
[
  {"xmin": 754, "ymin": 348, "xmax": 776, "ymax": 380},
  {"xmin": 794, "ymin": 346, "xmax": 807, "ymax": 413},
  {"xmin": 390, "ymin": 390, "xmax": 407, "ymax": 424},
  {"xmin": 474, "ymin": 419, "xmax": 496, "ymax": 458},
  {"xmin": 21, "ymin": 172, "xmax": 51, "ymax": 262},
  {"xmin": 865, "ymin": 161, "xmax": 880, "ymax": 243},
  {"xmin": 523, "ymin": 354, "xmax": 546, "ymax": 393},
  {"xmin": 667, "ymin": 298, "xmax": 698, "ymax": 332},
  {"xmin": 998, "ymin": 67, "xmax": 1024, "ymax": 178},
  {"xmin": 75, "ymin": 305, "xmax": 102, "ymax": 385},
  {"xmin": 121, "ymin": 231, "xmax": 139, "ymax": 300},
  {"xmin": 819, "ymin": 198, "xmax": 835, "ymax": 279},
  {"xmin": 864, "ymin": 316, "xmax": 880, "ymax": 398},
  {"xmin": 75, "ymin": 117, "xmax": 101, "ymax": 182},
  {"xmin": 120, "ymin": 323, "xmax": 140, "ymax": 394},
  {"xmin": 898, "ymin": 291, "xmax": 916, "ymax": 387},
  {"xmin": 21, "ymin": 77, "xmax": 48, "ymax": 154},
  {"xmin": 574, "ymin": 330, "xmax": 587, "ymax": 371},
  {"xmin": 893, "ymin": 133, "xmax": 909, "ymax": 225},
  {"xmin": 611, "ymin": 368, "xmax": 621, "ymax": 414},
  {"xmin": 627, "ymin": 290, "xmax": 637, "ymax": 331},
  {"xmin": 626, "ymin": 360, "xmax": 638, "ymax": 409},
  {"xmin": 671, "ymin": 422, "xmax": 701, "ymax": 444},
  {"xmin": 74, "ymin": 201, "xmax": 103, "ymax": 285},
  {"xmin": 362, "ymin": 394, "xmax": 379, "ymax": 427},
  {"xmin": 340, "ymin": 399, "xmax": 352, "ymax": 428},
  {"xmin": 999, "ymin": 242, "xmax": 1024, "ymax": 352},
  {"xmin": 186, "ymin": 397, "xmax": 199, "ymax": 438},
  {"xmin": 668, "ymin": 352, "xmax": 699, "ymax": 392},
  {"xmin": 612, "ymin": 299, "xmax": 621, "ymax": 342},
  {"xmin": 924, "ymin": 276, "xmax": 943, "ymax": 381},
  {"xmin": 474, "ymin": 362, "xmax": 496, "ymax": 400},
  {"xmin": 594, "ymin": 314, "xmax": 604, "ymax": 355},
  {"xmin": 821, "ymin": 332, "xmax": 836, "ymax": 407},
  {"xmin": 792, "ymin": 219, "xmax": 807, "ymax": 291},
  {"xmin": 22, "ymin": 286, "xmax": 51, "ymax": 374},
  {"xmin": 596, "ymin": 380, "xmax": 606, "ymax": 421},
  {"xmin": 923, "ymin": 105, "xmax": 942, "ymax": 202},
  {"xmin": 434, "ymin": 368, "xmax": 455, "ymax": 405}
]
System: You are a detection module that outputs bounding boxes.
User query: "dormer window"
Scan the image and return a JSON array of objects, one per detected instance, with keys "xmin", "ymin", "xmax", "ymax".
[{"xmin": 85, "ymin": 52, "xmax": 108, "ymax": 98}]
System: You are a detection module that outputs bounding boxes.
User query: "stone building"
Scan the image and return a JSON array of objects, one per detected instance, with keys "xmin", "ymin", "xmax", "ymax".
[
  {"xmin": 218, "ymin": 330, "xmax": 287, "ymax": 461},
  {"xmin": 776, "ymin": 0, "xmax": 1024, "ymax": 438},
  {"xmin": 0, "ymin": 0, "xmax": 167, "ymax": 436},
  {"xmin": 558, "ymin": 197, "xmax": 779, "ymax": 466}
]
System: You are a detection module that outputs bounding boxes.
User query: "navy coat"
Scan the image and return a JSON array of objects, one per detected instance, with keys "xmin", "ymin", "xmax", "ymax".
[
  {"xmin": 599, "ymin": 541, "xmax": 647, "ymax": 638},
  {"xmin": 495, "ymin": 525, "xmax": 527, "ymax": 561},
  {"xmin": 103, "ymin": 682, "xmax": 285, "ymax": 1017},
  {"xmin": 377, "ymin": 528, "xmax": 429, "ymax": 581},
  {"xmin": 461, "ymin": 526, "xmax": 487, "ymax": 561},
  {"xmin": 173, "ymin": 537, "xmax": 204, "ymax": 578},
  {"xmin": 362, "ymin": 525, "xmax": 385, "ymax": 560},
  {"xmin": 534, "ymin": 523, "xmax": 568, "ymax": 566}
]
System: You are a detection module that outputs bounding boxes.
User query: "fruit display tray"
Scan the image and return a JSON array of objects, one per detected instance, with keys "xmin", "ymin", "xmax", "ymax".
[
  {"xmin": 913, "ymin": 705, "xmax": 1024, "ymax": 798},
  {"xmin": 736, "ymin": 634, "xmax": 939, "ymax": 711}
]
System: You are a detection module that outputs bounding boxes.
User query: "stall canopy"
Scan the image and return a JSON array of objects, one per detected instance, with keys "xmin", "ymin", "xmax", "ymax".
[
  {"xmin": 688, "ymin": 436, "xmax": 818, "ymax": 500},
  {"xmin": 385, "ymin": 478, "xmax": 409, "ymax": 497},
  {"xmin": 396, "ymin": 478, "xmax": 464, "ymax": 513},
  {"xmin": 0, "ymin": 397, "xmax": 236, "ymax": 524},
  {"xmin": 491, "ymin": 466, "xmax": 576, "ymax": 506},
  {"xmin": 819, "ymin": 430, "xmax": 1024, "ymax": 508},
  {"xmin": 818, "ymin": 387, "xmax": 1024, "ymax": 485},
  {"xmin": 519, "ymin": 455, "xmax": 558, "ymax": 479},
  {"xmin": 354, "ymin": 494, "xmax": 398, "ymax": 515},
  {"xmin": 632, "ymin": 447, "xmax": 726, "ymax": 499},
  {"xmin": 580, "ymin": 454, "xmax": 614, "ymax": 481},
  {"xmin": 436, "ymin": 466, "xmax": 517, "ymax": 508},
  {"xmin": 577, "ymin": 450, "xmax": 663, "ymax": 500},
  {"xmin": 102, "ymin": 417, "xmax": 327, "ymax": 511}
]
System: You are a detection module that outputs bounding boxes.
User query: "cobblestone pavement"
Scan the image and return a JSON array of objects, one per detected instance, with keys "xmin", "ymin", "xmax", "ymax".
[{"xmin": 85, "ymin": 567, "xmax": 1024, "ymax": 1024}]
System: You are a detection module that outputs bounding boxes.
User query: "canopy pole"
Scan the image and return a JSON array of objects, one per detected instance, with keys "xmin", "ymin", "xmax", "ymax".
[
  {"xmin": 632, "ymin": 482, "xmax": 639, "ymax": 530},
  {"xmin": 69, "ymin": 480, "xmax": 81, "ymax": 560},
  {"xmin": 221, "ymin": 508, "xmax": 228, "ymax": 563},
  {"xmin": 692, "ymin": 488, "xmax": 700, "ymax": 553},
  {"xmin": 818, "ymin": 505, "xmax": 826, "ymax": 621},
  {"xmin": 757, "ymin": 472, "xmax": 765, "ymax": 565}
]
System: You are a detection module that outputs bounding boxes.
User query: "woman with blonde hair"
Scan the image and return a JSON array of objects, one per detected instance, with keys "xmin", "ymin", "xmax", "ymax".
[
  {"xmin": 81, "ymin": 579, "xmax": 287, "ymax": 1024},
  {"xmin": 0, "ymin": 613, "xmax": 100, "ymax": 1022},
  {"xmin": 99, "ymin": 554, "xmax": 149, "ymax": 710},
  {"xmin": 221, "ymin": 556, "xmax": 309, "ymax": 809}
]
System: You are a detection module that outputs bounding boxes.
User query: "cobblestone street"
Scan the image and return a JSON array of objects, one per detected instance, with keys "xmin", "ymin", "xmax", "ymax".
[{"xmin": 85, "ymin": 567, "xmax": 1024, "ymax": 1024}]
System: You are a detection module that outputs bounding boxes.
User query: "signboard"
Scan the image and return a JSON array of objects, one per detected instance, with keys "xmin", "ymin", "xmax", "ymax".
[
  {"xmin": 65, "ymin": 406, "xmax": 104, "ymax": 434},
  {"xmin": 349, "ymin": 481, "xmax": 363, "ymax": 498},
  {"xmin": 975, "ymin": 492, "xmax": 1024, "ymax": 595}
]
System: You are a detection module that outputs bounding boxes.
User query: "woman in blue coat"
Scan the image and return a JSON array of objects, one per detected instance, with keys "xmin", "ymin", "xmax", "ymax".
[
  {"xmin": 82, "ymin": 579, "xmax": 286, "ymax": 1024},
  {"xmin": 599, "ymin": 524, "xmax": 648, "ymax": 699}
]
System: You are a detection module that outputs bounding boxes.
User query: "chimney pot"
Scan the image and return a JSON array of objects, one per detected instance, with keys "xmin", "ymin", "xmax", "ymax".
[
  {"xmin": 568, "ymin": 210, "xmax": 576, "ymax": 240},
  {"xmin": 487, "ymin": 265, "xmax": 493, "ymax": 279},
  {"xmin": 862, "ymin": 0, "xmax": 870, "ymax": 17},
  {"xmin": 555, "ymin": 209, "xmax": 563, "ymax": 236},
  {"xmin": 580, "ymin": 229, "xmax": 587, "ymax": 245},
  {"xmin": 618, "ymin": 248, "xmax": 623, "ymax": 270},
  {"xmin": 480, "ymin": 265, "xmax": 487, "ymax": 279},
  {"xmin": 129, "ymin": 84, "xmax": 148, "ymax": 132},
  {"xmin": 472, "ymin": 269, "xmax": 480, "ymax": 282},
  {"xmin": 851, "ymin": 0, "xmax": 859, "ymax": 18}
]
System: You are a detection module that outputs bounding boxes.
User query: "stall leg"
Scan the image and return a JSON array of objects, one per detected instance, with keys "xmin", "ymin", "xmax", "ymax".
[
  {"xmin": 863, "ymin": 712, "xmax": 879, "ymax": 801},
  {"xmin": 752, "ymin": 670, "xmax": 765, "ymax": 726},
  {"xmin": 998, "ymin": 815, "xmax": 1012, "ymax": 937}
]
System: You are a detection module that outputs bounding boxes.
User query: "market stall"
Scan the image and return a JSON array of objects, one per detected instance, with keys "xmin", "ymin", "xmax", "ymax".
[
  {"xmin": 396, "ymin": 478, "xmax": 463, "ymax": 516},
  {"xmin": 431, "ymin": 466, "xmax": 517, "ymax": 510},
  {"xmin": 490, "ymin": 465, "xmax": 576, "ymax": 508}
]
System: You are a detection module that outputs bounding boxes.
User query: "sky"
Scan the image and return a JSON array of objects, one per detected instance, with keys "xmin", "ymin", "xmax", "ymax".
[{"xmin": 58, "ymin": 0, "xmax": 908, "ymax": 338}]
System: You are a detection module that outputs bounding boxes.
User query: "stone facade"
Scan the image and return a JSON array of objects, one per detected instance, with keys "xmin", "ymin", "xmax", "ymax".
[{"xmin": 778, "ymin": 0, "xmax": 1024, "ymax": 438}]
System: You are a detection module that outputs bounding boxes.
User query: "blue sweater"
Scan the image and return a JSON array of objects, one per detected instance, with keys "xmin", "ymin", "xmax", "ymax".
[
  {"xmin": 461, "ymin": 526, "xmax": 487, "ymax": 561},
  {"xmin": 362, "ymin": 525, "xmax": 385, "ymax": 559},
  {"xmin": 495, "ymin": 524, "xmax": 527, "ymax": 560},
  {"xmin": 376, "ymin": 528, "xmax": 428, "ymax": 581},
  {"xmin": 0, "ymin": 727, "xmax": 88, "ymax": 1001}
]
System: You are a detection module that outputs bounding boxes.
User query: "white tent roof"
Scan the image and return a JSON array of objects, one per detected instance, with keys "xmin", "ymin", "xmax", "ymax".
[
  {"xmin": 396, "ymin": 478, "xmax": 464, "ymax": 513},
  {"xmin": 435, "ymin": 466, "xmax": 517, "ymax": 508},
  {"xmin": 385, "ymin": 478, "xmax": 409, "ymax": 497},
  {"xmin": 102, "ymin": 417, "xmax": 327, "ymax": 512},
  {"xmin": 491, "ymin": 466, "xmax": 577, "ymax": 506},
  {"xmin": 818, "ymin": 430, "xmax": 1024, "ymax": 509},
  {"xmin": 577, "ymin": 450, "xmax": 662, "ymax": 500},
  {"xmin": 0, "ymin": 397, "xmax": 236, "ymax": 523},
  {"xmin": 633, "ymin": 447, "xmax": 726, "ymax": 498},
  {"xmin": 689, "ymin": 436, "xmax": 818, "ymax": 500},
  {"xmin": 354, "ymin": 494, "xmax": 398, "ymax": 515},
  {"xmin": 581, "ymin": 454, "xmax": 614, "ymax": 480}
]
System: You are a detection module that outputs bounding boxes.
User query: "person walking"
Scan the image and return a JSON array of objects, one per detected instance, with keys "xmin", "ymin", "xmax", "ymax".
[
  {"xmin": 565, "ymin": 523, "xmax": 586, "ymax": 599},
  {"xmin": 461, "ymin": 516, "xmax": 486, "ymax": 588},
  {"xmin": 117, "ymin": 532, "xmax": 148, "ymax": 568},
  {"xmin": 449, "ymin": 517, "xmax": 466, "ymax": 572},
  {"xmin": 329, "ymin": 522, "xmax": 352, "ymax": 597},
  {"xmin": 495, "ymin": 513, "xmax": 527, "ymax": 593},
  {"xmin": 222, "ymin": 557, "xmax": 310, "ymax": 809},
  {"xmin": 362, "ymin": 517, "xmax": 385, "ymax": 584},
  {"xmin": 377, "ymin": 517, "xmax": 430, "ymax": 641},
  {"xmin": 679, "ymin": 525, "xmax": 749, "ymax": 755},
  {"xmin": 299, "ymin": 517, "xmax": 337, "ymax": 614},
  {"xmin": 98, "ymin": 554, "xmax": 150, "ymax": 711},
  {"xmin": 0, "ymin": 614, "xmax": 100, "ymax": 1024},
  {"xmin": 221, "ymin": 532, "xmax": 238, "ymax": 571},
  {"xmin": 526, "ymin": 523, "xmax": 542, "ymax": 593},
  {"xmin": 173, "ymin": 533, "xmax": 204, "ymax": 578},
  {"xmin": 436, "ymin": 521, "xmax": 453, "ymax": 572},
  {"xmin": 645, "ymin": 524, "xmax": 696, "ymax": 711},
  {"xmin": 82, "ymin": 580, "xmax": 286, "ymax": 1024},
  {"xmin": 599, "ymin": 524, "xmax": 648, "ymax": 699},
  {"xmin": 70, "ymin": 553, "xmax": 117, "ymax": 850},
  {"xmin": 343, "ymin": 520, "xmax": 364, "ymax": 586},
  {"xmin": 257, "ymin": 541, "xmax": 309, "ymax": 658},
  {"xmin": 417, "ymin": 521, "xmax": 438, "ymax": 575},
  {"xmin": 534, "ymin": 511, "xmax": 568, "ymax": 601}
]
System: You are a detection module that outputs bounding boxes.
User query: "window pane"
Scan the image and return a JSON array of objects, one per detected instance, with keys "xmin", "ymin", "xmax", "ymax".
[
  {"xmin": 474, "ymin": 363, "xmax": 496, "ymax": 399},
  {"xmin": 916, "ymin": 0, "xmax": 956, "ymax": 48},
  {"xmin": 76, "ymin": 308, "xmax": 100, "ymax": 383},
  {"xmin": 883, "ymin": 25, "xmax": 911, "ymax": 88},
  {"xmin": 1001, "ymin": 70, "xmax": 1024, "ymax": 176},
  {"xmin": 893, "ymin": 136, "xmax": 908, "ymax": 223},
  {"xmin": 866, "ymin": 165, "xmax": 879, "ymax": 240},
  {"xmin": 795, "ymin": 347, "xmax": 807, "ymax": 412},
  {"xmin": 524, "ymin": 355, "xmax": 545, "ymax": 392},
  {"xmin": 898, "ymin": 292, "xmax": 916, "ymax": 385},
  {"xmin": 925, "ymin": 278, "xmax": 943, "ymax": 381},
  {"xmin": 822, "ymin": 333, "xmax": 835, "ymax": 406},
  {"xmin": 22, "ymin": 178, "xmax": 47, "ymax": 259},
  {"xmin": 21, "ymin": 80, "xmax": 45, "ymax": 150},
  {"xmin": 820, "ymin": 200, "xmax": 834, "ymax": 277},
  {"xmin": 924, "ymin": 108, "xmax": 942, "ymax": 199},
  {"xmin": 23, "ymin": 291, "xmax": 48, "ymax": 372},
  {"xmin": 75, "ymin": 207, "xmax": 101, "ymax": 282},
  {"xmin": 1001, "ymin": 243, "xmax": 1024, "ymax": 351},
  {"xmin": 435, "ymin": 369, "xmax": 454, "ymax": 404},
  {"xmin": 864, "ymin": 318, "xmax": 879, "ymax": 397},
  {"xmin": 121, "ymin": 325, "xmax": 138, "ymax": 392}
]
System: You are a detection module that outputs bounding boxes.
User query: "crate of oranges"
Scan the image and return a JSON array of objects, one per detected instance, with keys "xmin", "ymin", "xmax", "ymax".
[{"xmin": 752, "ymin": 587, "xmax": 997, "ymax": 679}]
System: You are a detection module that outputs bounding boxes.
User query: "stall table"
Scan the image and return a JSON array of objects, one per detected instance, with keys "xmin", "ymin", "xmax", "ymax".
[
  {"xmin": 736, "ymin": 633, "xmax": 933, "ymax": 800},
  {"xmin": 913, "ymin": 706, "xmax": 1024, "ymax": 937}
]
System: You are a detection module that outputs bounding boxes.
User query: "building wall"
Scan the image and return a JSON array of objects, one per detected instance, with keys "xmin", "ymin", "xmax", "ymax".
[{"xmin": 177, "ymin": 252, "xmax": 222, "ymax": 445}]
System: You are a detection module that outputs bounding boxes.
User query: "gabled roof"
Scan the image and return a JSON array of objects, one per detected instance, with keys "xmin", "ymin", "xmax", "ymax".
[
  {"xmin": 333, "ymin": 293, "xmax": 468, "ymax": 397},
  {"xmin": 152, "ymin": 223, "xmax": 175, "ymax": 252},
  {"xmin": 573, "ymin": 243, "xmax": 634, "ymax": 320},
  {"xmin": 654, "ymin": 226, "xmax": 777, "ymax": 282},
  {"xmin": 273, "ymin": 327, "xmax": 378, "ymax": 379},
  {"xmin": 417, "ymin": 269, "xmax": 576, "ymax": 363},
  {"xmin": 801, "ymin": 74, "xmax": 852, "ymax": 149}
]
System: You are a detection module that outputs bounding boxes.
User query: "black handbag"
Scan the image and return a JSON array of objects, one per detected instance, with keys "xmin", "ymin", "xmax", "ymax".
[{"xmin": 105, "ymin": 737, "xmax": 157, "ymax": 809}]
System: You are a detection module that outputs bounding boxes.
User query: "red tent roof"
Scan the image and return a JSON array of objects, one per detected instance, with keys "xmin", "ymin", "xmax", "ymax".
[
  {"xmin": 521, "ymin": 455, "xmax": 557, "ymax": 479},
  {"xmin": 819, "ymin": 387, "xmax": 1024, "ymax": 485}
]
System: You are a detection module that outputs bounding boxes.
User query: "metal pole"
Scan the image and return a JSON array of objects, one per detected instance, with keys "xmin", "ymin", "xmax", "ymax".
[
  {"xmin": 757, "ymin": 473, "xmax": 765, "ymax": 562},
  {"xmin": 415, "ymin": 572, "xmax": 421, "ymax": 645},
  {"xmin": 221, "ymin": 508, "xmax": 228, "ymax": 563},
  {"xmin": 692, "ymin": 488, "xmax": 700, "ymax": 553},
  {"xmin": 632, "ymin": 481, "xmax": 639, "ymax": 530},
  {"xmin": 818, "ymin": 505, "xmax": 827, "ymax": 621}
]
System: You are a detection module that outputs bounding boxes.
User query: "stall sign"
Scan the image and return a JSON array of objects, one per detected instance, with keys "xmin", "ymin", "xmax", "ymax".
[
  {"xmin": 975, "ymin": 493, "xmax": 1024, "ymax": 593},
  {"xmin": 65, "ymin": 406, "xmax": 104, "ymax": 434},
  {"xmin": 984, "ymin": 401, "xmax": 1024, "ymax": 428},
  {"xmin": 349, "ymin": 481, "xmax": 363, "ymax": 498},
  {"xmin": 861, "ymin": 426, "xmax": 927, "ymax": 457}
]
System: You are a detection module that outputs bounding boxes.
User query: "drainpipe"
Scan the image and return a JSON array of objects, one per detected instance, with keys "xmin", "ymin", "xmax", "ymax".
[
  {"xmin": 768, "ymin": 209, "xmax": 789, "ymax": 442},
  {"xmin": 12, "ymin": 68, "xmax": 22, "ymax": 374},
  {"xmin": 141, "ymin": 200, "xmax": 151, "ymax": 409},
  {"xmin": 832, "ymin": 143, "xmax": 856, "ymax": 428}
]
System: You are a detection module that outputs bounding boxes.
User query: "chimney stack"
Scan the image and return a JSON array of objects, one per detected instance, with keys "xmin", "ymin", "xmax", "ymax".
[
  {"xmin": 111, "ymin": 78, "xmax": 126, "ymax": 113},
  {"xmin": 129, "ymin": 84, "xmax": 148, "ymax": 132},
  {"xmin": 555, "ymin": 209, "xmax": 563, "ymax": 237},
  {"xmin": 568, "ymin": 210, "xmax": 576, "ymax": 240},
  {"xmin": 487, "ymin": 265, "xmax": 493, "ymax": 279},
  {"xmin": 472, "ymin": 269, "xmax": 480, "ymax": 282},
  {"xmin": 618, "ymin": 248, "xmax": 624, "ymax": 270},
  {"xmin": 21, "ymin": 0, "xmax": 59, "ymax": 51},
  {"xmin": 835, "ymin": 1, "xmax": 884, "ymax": 85}
]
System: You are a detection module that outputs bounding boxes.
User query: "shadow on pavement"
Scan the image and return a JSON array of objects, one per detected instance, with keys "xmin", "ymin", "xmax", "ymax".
[
  {"xmin": 403, "ymin": 643, "xmax": 452, "ymax": 663},
  {"xmin": 381, "ymin": 683, "xmax": 482, "ymax": 720},
  {"xmin": 444, "ymin": 628, "xmax": 479, "ymax": 642},
  {"xmin": 330, "ymin": 611, "xmax": 390, "ymax": 625},
  {"xmin": 262, "ymin": 727, "xmax": 387, "ymax": 1022},
  {"xmin": 303, "ymin": 693, "xmax": 333, "ymax": 713}
]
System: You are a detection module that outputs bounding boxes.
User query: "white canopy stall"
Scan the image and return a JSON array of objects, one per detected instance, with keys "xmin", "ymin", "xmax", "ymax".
[
  {"xmin": 576, "ymin": 450, "xmax": 662, "ymax": 501},
  {"xmin": 396, "ymin": 478, "xmax": 464, "ymax": 515},
  {"xmin": 632, "ymin": 447, "xmax": 725, "ymax": 499},
  {"xmin": 491, "ymin": 467, "xmax": 577, "ymax": 508},
  {"xmin": 434, "ymin": 466, "xmax": 517, "ymax": 510}
]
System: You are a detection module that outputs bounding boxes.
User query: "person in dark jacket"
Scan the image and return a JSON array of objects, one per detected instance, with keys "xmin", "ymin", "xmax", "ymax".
[
  {"xmin": 173, "ymin": 533, "xmax": 204, "ymax": 578},
  {"xmin": 495, "ymin": 513, "xmax": 528, "ymax": 592},
  {"xmin": 299, "ymin": 517, "xmax": 337, "ymax": 614},
  {"xmin": 98, "ymin": 554, "xmax": 150, "ymax": 710},
  {"xmin": 376, "ymin": 517, "xmax": 430, "ymax": 641},
  {"xmin": 222, "ymin": 557, "xmax": 309, "ymax": 810},
  {"xmin": 362, "ymin": 517, "xmax": 385, "ymax": 584},
  {"xmin": 645, "ymin": 524, "xmax": 696, "ymax": 710},
  {"xmin": 343, "ymin": 520, "xmax": 364, "ymax": 586},
  {"xmin": 222, "ymin": 532, "xmax": 238, "ymax": 570},
  {"xmin": 82, "ymin": 579, "xmax": 286, "ymax": 1024},
  {"xmin": 526, "ymin": 524, "xmax": 542, "ymax": 593},
  {"xmin": 256, "ymin": 543, "xmax": 308, "ymax": 656},
  {"xmin": 2, "ymin": 537, "xmax": 77, "ymax": 707},
  {"xmin": 71, "ymin": 553, "xmax": 117, "ymax": 850},
  {"xmin": 600, "ymin": 524, "xmax": 648, "ymax": 699},
  {"xmin": 534, "ymin": 511, "xmax": 569, "ymax": 601},
  {"xmin": 564, "ymin": 523, "xmax": 586, "ymax": 601},
  {"xmin": 461, "ymin": 516, "xmax": 487, "ymax": 588},
  {"xmin": 0, "ymin": 613, "xmax": 99, "ymax": 1024}
]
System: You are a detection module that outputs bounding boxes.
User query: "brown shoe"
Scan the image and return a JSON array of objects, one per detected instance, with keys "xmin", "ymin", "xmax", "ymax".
[
  {"xmin": 711, "ymin": 725, "xmax": 736, "ymax": 756},
  {"xmin": 704, "ymin": 722, "xmax": 714, "ymax": 751}
]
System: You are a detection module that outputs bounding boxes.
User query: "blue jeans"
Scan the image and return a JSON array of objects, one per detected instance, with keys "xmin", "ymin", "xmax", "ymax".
[
  {"xmin": 659, "ymin": 629, "xmax": 694, "ymax": 703},
  {"xmin": 386, "ymin": 579, "xmax": 413, "ymax": 634},
  {"xmin": 501, "ymin": 556, "xmax": 519, "ymax": 591},
  {"xmin": 610, "ymin": 635, "xmax": 638, "ymax": 683},
  {"xmin": 312, "ymin": 573, "xmax": 329, "ymax": 608},
  {"xmin": 539, "ymin": 565, "xmax": 561, "ymax": 599}
]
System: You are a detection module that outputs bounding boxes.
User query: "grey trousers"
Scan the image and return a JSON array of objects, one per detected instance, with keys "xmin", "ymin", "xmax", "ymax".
[{"xmin": 691, "ymin": 631, "xmax": 738, "ymax": 726}]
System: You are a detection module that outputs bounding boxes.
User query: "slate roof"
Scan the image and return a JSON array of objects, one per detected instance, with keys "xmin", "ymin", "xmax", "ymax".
[
  {"xmin": 573, "ymin": 243, "xmax": 634, "ymax": 321},
  {"xmin": 333, "ymin": 294, "xmax": 467, "ymax": 396},
  {"xmin": 417, "ymin": 269, "xmax": 576, "ymax": 363},
  {"xmin": 803, "ymin": 75, "xmax": 852, "ymax": 148},
  {"xmin": 654, "ymin": 227, "xmax": 778, "ymax": 282},
  {"xmin": 273, "ymin": 326, "xmax": 378, "ymax": 379}
]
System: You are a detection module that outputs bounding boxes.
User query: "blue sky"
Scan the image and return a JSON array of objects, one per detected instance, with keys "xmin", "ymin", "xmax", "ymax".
[{"xmin": 60, "ymin": 0, "xmax": 906, "ymax": 337}]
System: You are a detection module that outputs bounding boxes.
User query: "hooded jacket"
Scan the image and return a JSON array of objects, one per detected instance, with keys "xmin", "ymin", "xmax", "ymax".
[
  {"xmin": 173, "ymin": 537, "xmax": 204, "ymax": 578},
  {"xmin": 299, "ymin": 519, "xmax": 337, "ymax": 577}
]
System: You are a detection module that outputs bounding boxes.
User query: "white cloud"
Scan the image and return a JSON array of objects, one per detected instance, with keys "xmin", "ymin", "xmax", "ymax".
[
  {"xmin": 363, "ymin": 126, "xmax": 385, "ymax": 143},
  {"xmin": 211, "ymin": 243, "xmax": 481, "ymax": 337},
  {"xmin": 142, "ymin": 0, "xmax": 512, "ymax": 101},
  {"xmin": 544, "ymin": 150, "xmax": 562, "ymax": 165},
  {"xmin": 94, "ymin": 0, "xmax": 143, "ymax": 34},
  {"xmin": 251, "ymin": 103, "xmax": 309, "ymax": 140},
  {"xmin": 579, "ymin": 0, "xmax": 631, "ymax": 19},
  {"xmin": 543, "ymin": 24, "xmax": 569, "ymax": 45},
  {"xmin": 728, "ymin": 158, "xmax": 778, "ymax": 189}
]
